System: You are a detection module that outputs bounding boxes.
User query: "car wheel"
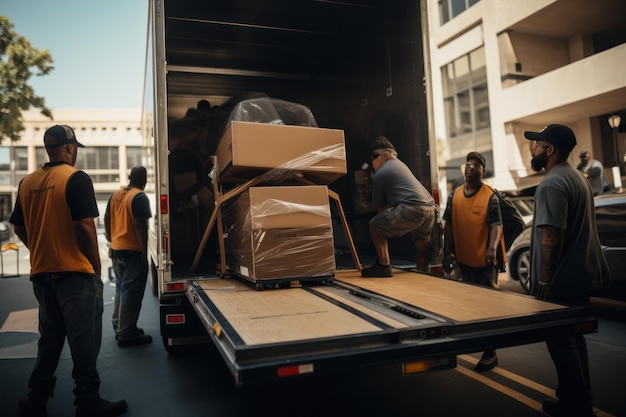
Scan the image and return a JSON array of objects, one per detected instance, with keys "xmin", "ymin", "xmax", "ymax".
[{"xmin": 514, "ymin": 248, "xmax": 531, "ymax": 294}]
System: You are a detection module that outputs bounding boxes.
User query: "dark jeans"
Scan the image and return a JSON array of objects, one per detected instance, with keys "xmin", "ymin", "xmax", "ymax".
[
  {"xmin": 546, "ymin": 333, "xmax": 593, "ymax": 410},
  {"xmin": 30, "ymin": 273, "xmax": 103, "ymax": 400},
  {"xmin": 112, "ymin": 253, "xmax": 148, "ymax": 339},
  {"xmin": 546, "ymin": 295, "xmax": 593, "ymax": 411},
  {"xmin": 458, "ymin": 263, "xmax": 498, "ymax": 357},
  {"xmin": 457, "ymin": 263, "xmax": 498, "ymax": 288}
]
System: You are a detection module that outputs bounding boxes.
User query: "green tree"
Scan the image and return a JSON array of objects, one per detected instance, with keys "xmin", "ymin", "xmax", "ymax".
[{"xmin": 0, "ymin": 15, "xmax": 53, "ymax": 143}]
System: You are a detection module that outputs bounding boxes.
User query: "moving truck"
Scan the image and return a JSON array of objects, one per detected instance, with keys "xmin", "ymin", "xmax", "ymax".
[{"xmin": 142, "ymin": 0, "xmax": 597, "ymax": 387}]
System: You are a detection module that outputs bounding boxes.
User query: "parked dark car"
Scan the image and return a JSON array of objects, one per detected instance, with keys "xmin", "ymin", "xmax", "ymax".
[{"xmin": 506, "ymin": 191, "xmax": 626, "ymax": 297}]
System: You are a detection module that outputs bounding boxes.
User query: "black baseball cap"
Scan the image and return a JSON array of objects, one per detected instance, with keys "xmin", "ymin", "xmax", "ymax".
[
  {"xmin": 466, "ymin": 151, "xmax": 486, "ymax": 168},
  {"xmin": 523, "ymin": 124, "xmax": 576, "ymax": 153},
  {"xmin": 44, "ymin": 125, "xmax": 85, "ymax": 148}
]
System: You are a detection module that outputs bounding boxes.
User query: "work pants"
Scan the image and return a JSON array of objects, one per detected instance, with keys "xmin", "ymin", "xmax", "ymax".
[
  {"xmin": 111, "ymin": 253, "xmax": 148, "ymax": 339},
  {"xmin": 29, "ymin": 273, "xmax": 103, "ymax": 400}
]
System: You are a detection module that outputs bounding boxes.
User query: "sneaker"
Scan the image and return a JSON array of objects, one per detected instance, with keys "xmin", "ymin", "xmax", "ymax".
[
  {"xmin": 361, "ymin": 261, "xmax": 393, "ymax": 277},
  {"xmin": 75, "ymin": 397, "xmax": 128, "ymax": 417},
  {"xmin": 475, "ymin": 351, "xmax": 498, "ymax": 371},
  {"xmin": 117, "ymin": 334, "xmax": 153, "ymax": 347},
  {"xmin": 543, "ymin": 400, "xmax": 596, "ymax": 417},
  {"xmin": 18, "ymin": 392, "xmax": 48, "ymax": 417}
]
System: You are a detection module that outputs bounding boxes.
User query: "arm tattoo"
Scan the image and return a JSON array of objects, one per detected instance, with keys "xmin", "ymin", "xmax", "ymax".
[{"xmin": 540, "ymin": 225, "xmax": 564, "ymax": 284}]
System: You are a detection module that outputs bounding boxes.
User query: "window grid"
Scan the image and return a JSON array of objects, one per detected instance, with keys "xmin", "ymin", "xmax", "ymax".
[
  {"xmin": 439, "ymin": 0, "xmax": 480, "ymax": 25},
  {"xmin": 441, "ymin": 46, "xmax": 490, "ymax": 139}
]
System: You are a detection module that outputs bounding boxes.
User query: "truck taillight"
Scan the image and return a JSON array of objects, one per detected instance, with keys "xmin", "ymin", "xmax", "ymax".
[
  {"xmin": 432, "ymin": 188, "xmax": 440, "ymax": 206},
  {"xmin": 165, "ymin": 282, "xmax": 185, "ymax": 292},
  {"xmin": 160, "ymin": 195, "xmax": 168, "ymax": 214},
  {"xmin": 277, "ymin": 363, "xmax": 314, "ymax": 378},
  {"xmin": 403, "ymin": 356, "xmax": 455, "ymax": 374},
  {"xmin": 166, "ymin": 314, "xmax": 185, "ymax": 325}
]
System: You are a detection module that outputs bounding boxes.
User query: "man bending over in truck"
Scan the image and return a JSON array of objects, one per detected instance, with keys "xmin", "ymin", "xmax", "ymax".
[{"xmin": 362, "ymin": 136, "xmax": 437, "ymax": 277}]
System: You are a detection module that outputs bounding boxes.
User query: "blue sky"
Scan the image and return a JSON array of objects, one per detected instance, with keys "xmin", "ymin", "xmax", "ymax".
[{"xmin": 2, "ymin": 0, "xmax": 149, "ymax": 109}]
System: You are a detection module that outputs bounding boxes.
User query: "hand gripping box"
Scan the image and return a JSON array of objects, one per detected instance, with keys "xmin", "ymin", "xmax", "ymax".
[
  {"xmin": 215, "ymin": 121, "xmax": 346, "ymax": 184},
  {"xmin": 222, "ymin": 185, "xmax": 336, "ymax": 285}
]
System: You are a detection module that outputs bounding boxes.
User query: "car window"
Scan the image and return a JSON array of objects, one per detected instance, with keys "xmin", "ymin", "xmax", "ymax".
[
  {"xmin": 595, "ymin": 200, "xmax": 626, "ymax": 247},
  {"xmin": 511, "ymin": 198, "xmax": 534, "ymax": 217}
]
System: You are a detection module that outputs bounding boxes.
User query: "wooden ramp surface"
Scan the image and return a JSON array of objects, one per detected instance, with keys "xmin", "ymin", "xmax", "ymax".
[
  {"xmin": 334, "ymin": 268, "xmax": 566, "ymax": 322},
  {"xmin": 197, "ymin": 278, "xmax": 386, "ymax": 346},
  {"xmin": 197, "ymin": 269, "xmax": 567, "ymax": 347}
]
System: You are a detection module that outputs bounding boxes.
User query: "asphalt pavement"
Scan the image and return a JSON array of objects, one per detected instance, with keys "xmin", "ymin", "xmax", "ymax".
[{"xmin": 1, "ymin": 236, "xmax": 625, "ymax": 417}]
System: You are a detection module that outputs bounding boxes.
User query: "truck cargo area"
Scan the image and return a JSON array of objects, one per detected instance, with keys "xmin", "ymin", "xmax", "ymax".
[
  {"xmin": 148, "ymin": 0, "xmax": 599, "ymax": 389},
  {"xmin": 153, "ymin": 0, "xmax": 436, "ymax": 274},
  {"xmin": 187, "ymin": 269, "xmax": 597, "ymax": 387}
]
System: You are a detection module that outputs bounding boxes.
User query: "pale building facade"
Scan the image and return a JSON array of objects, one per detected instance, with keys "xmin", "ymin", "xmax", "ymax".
[
  {"xmin": 0, "ymin": 109, "xmax": 153, "ymax": 226},
  {"xmin": 427, "ymin": 0, "xmax": 626, "ymax": 195}
]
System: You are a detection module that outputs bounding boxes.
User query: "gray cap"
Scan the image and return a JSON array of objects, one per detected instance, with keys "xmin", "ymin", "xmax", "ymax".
[
  {"xmin": 370, "ymin": 136, "xmax": 396, "ymax": 153},
  {"xmin": 44, "ymin": 125, "xmax": 85, "ymax": 148}
]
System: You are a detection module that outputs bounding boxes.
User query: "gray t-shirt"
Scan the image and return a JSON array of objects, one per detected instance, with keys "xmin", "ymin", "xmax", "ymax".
[
  {"xmin": 530, "ymin": 162, "xmax": 609, "ymax": 301},
  {"xmin": 371, "ymin": 158, "xmax": 434, "ymax": 209},
  {"xmin": 577, "ymin": 158, "xmax": 608, "ymax": 195}
]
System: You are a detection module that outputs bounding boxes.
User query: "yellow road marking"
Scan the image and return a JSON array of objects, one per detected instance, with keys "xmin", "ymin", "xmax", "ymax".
[{"xmin": 457, "ymin": 355, "xmax": 615, "ymax": 417}]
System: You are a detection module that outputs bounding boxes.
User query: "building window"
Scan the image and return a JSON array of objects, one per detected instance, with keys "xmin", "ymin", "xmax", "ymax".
[
  {"xmin": 439, "ymin": 0, "xmax": 480, "ymax": 24},
  {"xmin": 14, "ymin": 147, "xmax": 29, "ymax": 170},
  {"xmin": 36, "ymin": 147, "xmax": 47, "ymax": 167},
  {"xmin": 126, "ymin": 146, "xmax": 145, "ymax": 168},
  {"xmin": 441, "ymin": 46, "xmax": 490, "ymax": 139},
  {"xmin": 35, "ymin": 147, "xmax": 120, "ymax": 183},
  {"xmin": 74, "ymin": 147, "xmax": 119, "ymax": 171}
]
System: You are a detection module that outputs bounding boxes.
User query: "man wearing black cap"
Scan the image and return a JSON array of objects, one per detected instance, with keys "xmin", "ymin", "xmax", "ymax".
[
  {"xmin": 525, "ymin": 124, "xmax": 608, "ymax": 417},
  {"xmin": 105, "ymin": 166, "xmax": 153, "ymax": 347},
  {"xmin": 442, "ymin": 151, "xmax": 503, "ymax": 371},
  {"xmin": 362, "ymin": 136, "xmax": 437, "ymax": 277},
  {"xmin": 576, "ymin": 150, "xmax": 609, "ymax": 196},
  {"xmin": 10, "ymin": 125, "xmax": 127, "ymax": 417}
]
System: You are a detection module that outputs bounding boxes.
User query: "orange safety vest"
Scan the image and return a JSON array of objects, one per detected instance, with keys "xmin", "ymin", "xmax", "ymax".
[
  {"xmin": 109, "ymin": 187, "xmax": 143, "ymax": 252},
  {"xmin": 19, "ymin": 164, "xmax": 95, "ymax": 276},
  {"xmin": 451, "ymin": 184, "xmax": 493, "ymax": 267}
]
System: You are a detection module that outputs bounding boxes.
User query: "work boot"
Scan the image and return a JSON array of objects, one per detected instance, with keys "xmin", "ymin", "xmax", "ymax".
[
  {"xmin": 75, "ymin": 397, "xmax": 128, "ymax": 417},
  {"xmin": 18, "ymin": 392, "xmax": 49, "ymax": 417},
  {"xmin": 475, "ymin": 350, "xmax": 498, "ymax": 371},
  {"xmin": 117, "ymin": 333, "xmax": 153, "ymax": 347},
  {"xmin": 361, "ymin": 261, "xmax": 393, "ymax": 277},
  {"xmin": 114, "ymin": 327, "xmax": 144, "ymax": 341},
  {"xmin": 543, "ymin": 400, "xmax": 596, "ymax": 417}
]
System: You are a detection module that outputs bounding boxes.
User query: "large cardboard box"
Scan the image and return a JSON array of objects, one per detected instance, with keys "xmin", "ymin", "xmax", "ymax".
[
  {"xmin": 222, "ymin": 185, "xmax": 335, "ymax": 284},
  {"xmin": 215, "ymin": 121, "xmax": 346, "ymax": 184}
]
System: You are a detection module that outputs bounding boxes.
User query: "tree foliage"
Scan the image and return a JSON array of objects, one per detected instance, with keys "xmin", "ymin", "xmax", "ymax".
[{"xmin": 0, "ymin": 15, "xmax": 53, "ymax": 143}]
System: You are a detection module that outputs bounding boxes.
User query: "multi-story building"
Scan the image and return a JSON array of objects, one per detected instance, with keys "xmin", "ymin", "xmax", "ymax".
[
  {"xmin": 427, "ymin": 0, "xmax": 626, "ymax": 194},
  {"xmin": 0, "ymin": 109, "xmax": 152, "ymax": 225},
  {"xmin": 3, "ymin": 0, "xmax": 625, "ymax": 223}
]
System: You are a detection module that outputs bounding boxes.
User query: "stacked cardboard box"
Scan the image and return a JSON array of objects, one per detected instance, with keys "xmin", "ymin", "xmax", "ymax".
[
  {"xmin": 222, "ymin": 185, "xmax": 335, "ymax": 284},
  {"xmin": 214, "ymin": 120, "xmax": 347, "ymax": 286},
  {"xmin": 215, "ymin": 121, "xmax": 346, "ymax": 184}
]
